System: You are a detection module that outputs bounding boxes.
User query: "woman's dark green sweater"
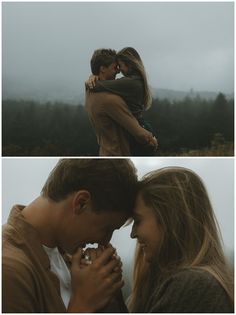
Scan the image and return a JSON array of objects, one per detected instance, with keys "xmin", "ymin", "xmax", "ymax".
[
  {"xmin": 92, "ymin": 75, "xmax": 145, "ymax": 118},
  {"xmin": 142, "ymin": 268, "xmax": 233, "ymax": 313}
]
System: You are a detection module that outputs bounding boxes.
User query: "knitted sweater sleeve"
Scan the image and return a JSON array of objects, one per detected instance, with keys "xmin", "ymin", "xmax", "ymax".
[
  {"xmin": 91, "ymin": 77, "xmax": 138, "ymax": 98},
  {"xmin": 98, "ymin": 290, "xmax": 129, "ymax": 313},
  {"xmin": 149, "ymin": 269, "xmax": 233, "ymax": 313}
]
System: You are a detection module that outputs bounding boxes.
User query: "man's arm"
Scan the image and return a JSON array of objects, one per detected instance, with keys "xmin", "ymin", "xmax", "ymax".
[
  {"xmin": 101, "ymin": 93, "xmax": 157, "ymax": 148},
  {"xmin": 2, "ymin": 263, "xmax": 38, "ymax": 312}
]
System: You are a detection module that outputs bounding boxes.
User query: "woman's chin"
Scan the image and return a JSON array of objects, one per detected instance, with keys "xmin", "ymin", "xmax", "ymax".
[{"xmin": 142, "ymin": 248, "xmax": 154, "ymax": 263}]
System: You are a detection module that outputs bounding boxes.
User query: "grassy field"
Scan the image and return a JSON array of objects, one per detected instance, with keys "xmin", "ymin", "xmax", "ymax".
[{"xmin": 179, "ymin": 142, "xmax": 234, "ymax": 156}]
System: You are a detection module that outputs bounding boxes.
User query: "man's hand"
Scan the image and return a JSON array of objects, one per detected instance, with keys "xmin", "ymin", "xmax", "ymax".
[
  {"xmin": 68, "ymin": 246, "xmax": 124, "ymax": 312},
  {"xmin": 143, "ymin": 132, "xmax": 158, "ymax": 152},
  {"xmin": 148, "ymin": 135, "xmax": 158, "ymax": 150}
]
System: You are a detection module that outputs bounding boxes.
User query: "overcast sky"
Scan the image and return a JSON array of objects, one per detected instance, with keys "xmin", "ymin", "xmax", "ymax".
[{"xmin": 2, "ymin": 1, "xmax": 234, "ymax": 99}]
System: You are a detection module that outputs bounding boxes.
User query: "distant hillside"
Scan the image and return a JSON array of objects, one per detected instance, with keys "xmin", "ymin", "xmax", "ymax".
[
  {"xmin": 2, "ymin": 76, "xmax": 81, "ymax": 105},
  {"xmin": 151, "ymin": 87, "xmax": 234, "ymax": 102},
  {"xmin": 2, "ymin": 76, "xmax": 234, "ymax": 104}
]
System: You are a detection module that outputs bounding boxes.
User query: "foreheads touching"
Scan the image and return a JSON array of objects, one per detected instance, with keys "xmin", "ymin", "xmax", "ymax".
[{"xmin": 90, "ymin": 47, "xmax": 144, "ymax": 78}]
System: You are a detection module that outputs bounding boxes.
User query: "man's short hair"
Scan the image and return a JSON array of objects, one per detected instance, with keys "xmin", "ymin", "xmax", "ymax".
[
  {"xmin": 90, "ymin": 49, "xmax": 117, "ymax": 75},
  {"xmin": 41, "ymin": 159, "xmax": 137, "ymax": 215}
]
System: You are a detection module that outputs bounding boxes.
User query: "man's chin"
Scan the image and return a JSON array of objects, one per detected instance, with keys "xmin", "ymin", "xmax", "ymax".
[{"xmin": 69, "ymin": 244, "xmax": 86, "ymax": 255}]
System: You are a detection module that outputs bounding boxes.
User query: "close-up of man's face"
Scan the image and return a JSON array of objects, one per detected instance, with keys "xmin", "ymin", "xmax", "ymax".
[
  {"xmin": 102, "ymin": 62, "xmax": 119, "ymax": 80},
  {"xmin": 59, "ymin": 206, "xmax": 129, "ymax": 255}
]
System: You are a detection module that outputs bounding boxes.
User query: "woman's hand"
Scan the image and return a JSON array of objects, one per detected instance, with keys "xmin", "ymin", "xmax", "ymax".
[
  {"xmin": 68, "ymin": 245, "xmax": 123, "ymax": 312},
  {"xmin": 85, "ymin": 74, "xmax": 99, "ymax": 90},
  {"xmin": 80, "ymin": 245, "xmax": 104, "ymax": 266}
]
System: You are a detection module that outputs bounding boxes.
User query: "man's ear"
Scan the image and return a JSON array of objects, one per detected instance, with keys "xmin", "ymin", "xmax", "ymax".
[
  {"xmin": 100, "ymin": 65, "xmax": 106, "ymax": 73},
  {"xmin": 72, "ymin": 190, "xmax": 91, "ymax": 215}
]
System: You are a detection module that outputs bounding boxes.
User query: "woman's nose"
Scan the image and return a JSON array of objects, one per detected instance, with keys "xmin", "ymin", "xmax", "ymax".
[{"xmin": 130, "ymin": 225, "xmax": 137, "ymax": 239}]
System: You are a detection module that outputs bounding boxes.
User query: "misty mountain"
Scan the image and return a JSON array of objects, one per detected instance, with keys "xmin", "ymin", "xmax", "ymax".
[
  {"xmin": 2, "ymin": 76, "xmax": 82, "ymax": 105},
  {"xmin": 3, "ymin": 76, "xmax": 234, "ymax": 105},
  {"xmin": 151, "ymin": 87, "xmax": 234, "ymax": 102}
]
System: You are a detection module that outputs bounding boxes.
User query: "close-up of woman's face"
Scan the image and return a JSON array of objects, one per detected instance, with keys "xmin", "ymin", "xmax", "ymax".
[
  {"xmin": 131, "ymin": 192, "xmax": 162, "ymax": 262},
  {"xmin": 117, "ymin": 60, "xmax": 130, "ymax": 76}
]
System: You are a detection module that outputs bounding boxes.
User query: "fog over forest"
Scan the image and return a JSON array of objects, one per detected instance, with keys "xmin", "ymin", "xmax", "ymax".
[{"xmin": 2, "ymin": 2, "xmax": 234, "ymax": 103}]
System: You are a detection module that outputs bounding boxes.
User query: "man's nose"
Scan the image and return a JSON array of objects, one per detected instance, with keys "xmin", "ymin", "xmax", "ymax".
[{"xmin": 101, "ymin": 232, "xmax": 113, "ymax": 245}]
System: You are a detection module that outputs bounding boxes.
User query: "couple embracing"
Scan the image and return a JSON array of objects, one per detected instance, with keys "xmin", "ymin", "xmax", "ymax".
[
  {"xmin": 85, "ymin": 47, "xmax": 158, "ymax": 156},
  {"xmin": 2, "ymin": 159, "xmax": 233, "ymax": 313}
]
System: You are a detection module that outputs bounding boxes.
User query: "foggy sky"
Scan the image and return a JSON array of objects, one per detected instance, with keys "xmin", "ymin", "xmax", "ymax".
[{"xmin": 2, "ymin": 2, "xmax": 234, "ymax": 99}]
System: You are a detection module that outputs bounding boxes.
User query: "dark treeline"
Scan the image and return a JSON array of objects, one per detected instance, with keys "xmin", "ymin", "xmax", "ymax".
[
  {"xmin": 144, "ymin": 93, "xmax": 234, "ymax": 155},
  {"xmin": 2, "ymin": 93, "xmax": 234, "ymax": 156}
]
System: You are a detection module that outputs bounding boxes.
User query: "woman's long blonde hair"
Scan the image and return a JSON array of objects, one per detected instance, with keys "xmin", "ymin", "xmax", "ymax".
[
  {"xmin": 117, "ymin": 47, "xmax": 152, "ymax": 109},
  {"xmin": 128, "ymin": 166, "xmax": 234, "ymax": 312}
]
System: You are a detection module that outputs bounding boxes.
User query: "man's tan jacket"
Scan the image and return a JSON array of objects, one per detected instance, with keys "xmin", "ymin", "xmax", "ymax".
[
  {"xmin": 2, "ymin": 205, "xmax": 67, "ymax": 313},
  {"xmin": 85, "ymin": 91, "xmax": 152, "ymax": 156}
]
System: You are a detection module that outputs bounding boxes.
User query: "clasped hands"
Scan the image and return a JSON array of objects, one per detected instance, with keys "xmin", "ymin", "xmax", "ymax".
[{"xmin": 68, "ymin": 244, "xmax": 123, "ymax": 312}]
